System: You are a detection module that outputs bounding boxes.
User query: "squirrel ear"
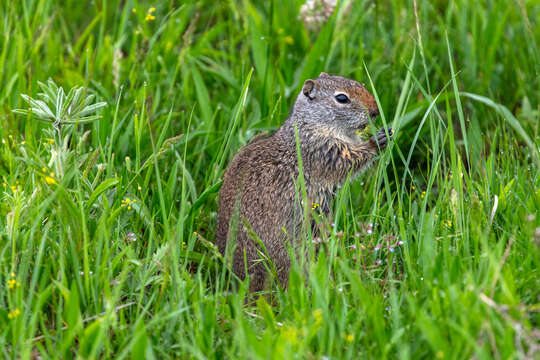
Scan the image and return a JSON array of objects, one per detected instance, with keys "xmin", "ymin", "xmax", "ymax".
[
  {"xmin": 319, "ymin": 72, "xmax": 329, "ymax": 77},
  {"xmin": 302, "ymin": 79, "xmax": 316, "ymax": 100}
]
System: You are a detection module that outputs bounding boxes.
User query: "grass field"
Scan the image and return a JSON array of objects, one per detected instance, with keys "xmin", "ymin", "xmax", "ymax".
[{"xmin": 0, "ymin": 0, "xmax": 539, "ymax": 358}]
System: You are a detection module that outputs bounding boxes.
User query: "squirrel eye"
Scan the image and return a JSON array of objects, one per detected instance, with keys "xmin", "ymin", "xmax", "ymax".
[{"xmin": 335, "ymin": 93, "xmax": 350, "ymax": 104}]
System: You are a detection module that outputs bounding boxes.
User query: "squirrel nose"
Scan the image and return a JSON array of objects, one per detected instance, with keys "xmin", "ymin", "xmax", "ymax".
[{"xmin": 369, "ymin": 108, "xmax": 380, "ymax": 119}]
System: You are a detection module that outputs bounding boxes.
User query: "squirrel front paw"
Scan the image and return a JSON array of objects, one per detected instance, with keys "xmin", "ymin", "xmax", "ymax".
[{"xmin": 370, "ymin": 127, "xmax": 393, "ymax": 150}]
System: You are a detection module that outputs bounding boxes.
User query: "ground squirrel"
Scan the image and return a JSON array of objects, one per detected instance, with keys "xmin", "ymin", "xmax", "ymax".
[{"xmin": 216, "ymin": 73, "xmax": 392, "ymax": 292}]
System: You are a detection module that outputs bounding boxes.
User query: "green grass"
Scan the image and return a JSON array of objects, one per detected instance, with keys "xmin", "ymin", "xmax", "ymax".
[{"xmin": 1, "ymin": 0, "xmax": 539, "ymax": 358}]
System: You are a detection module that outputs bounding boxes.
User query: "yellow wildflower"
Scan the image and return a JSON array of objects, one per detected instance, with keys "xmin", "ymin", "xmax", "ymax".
[
  {"xmin": 8, "ymin": 278, "xmax": 20, "ymax": 289},
  {"xmin": 148, "ymin": 7, "xmax": 156, "ymax": 13},
  {"xmin": 45, "ymin": 175, "xmax": 57, "ymax": 185},
  {"xmin": 284, "ymin": 36, "xmax": 294, "ymax": 44},
  {"xmin": 8, "ymin": 309, "xmax": 21, "ymax": 319},
  {"xmin": 132, "ymin": 8, "xmax": 136, "ymax": 13},
  {"xmin": 121, "ymin": 197, "xmax": 136, "ymax": 210},
  {"xmin": 145, "ymin": 14, "xmax": 156, "ymax": 21},
  {"xmin": 345, "ymin": 333, "xmax": 354, "ymax": 342},
  {"xmin": 46, "ymin": 138, "xmax": 55, "ymax": 144}
]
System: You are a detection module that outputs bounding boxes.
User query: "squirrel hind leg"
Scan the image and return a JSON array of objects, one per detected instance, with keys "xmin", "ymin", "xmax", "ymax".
[
  {"xmin": 248, "ymin": 263, "xmax": 289, "ymax": 293},
  {"xmin": 248, "ymin": 269, "xmax": 267, "ymax": 293}
]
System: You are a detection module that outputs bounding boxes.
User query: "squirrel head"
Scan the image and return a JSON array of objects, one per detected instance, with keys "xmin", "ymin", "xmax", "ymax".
[{"xmin": 291, "ymin": 72, "xmax": 379, "ymax": 138}]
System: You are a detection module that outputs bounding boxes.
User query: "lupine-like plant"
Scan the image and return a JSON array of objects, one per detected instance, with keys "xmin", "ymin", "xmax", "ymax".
[{"xmin": 12, "ymin": 79, "xmax": 106, "ymax": 177}]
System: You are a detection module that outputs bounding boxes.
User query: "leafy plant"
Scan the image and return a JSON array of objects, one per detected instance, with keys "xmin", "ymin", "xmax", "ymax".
[
  {"xmin": 13, "ymin": 78, "xmax": 106, "ymax": 127},
  {"xmin": 12, "ymin": 79, "xmax": 106, "ymax": 177}
]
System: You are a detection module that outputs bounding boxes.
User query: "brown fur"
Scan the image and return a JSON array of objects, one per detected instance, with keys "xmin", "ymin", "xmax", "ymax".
[{"xmin": 216, "ymin": 73, "xmax": 391, "ymax": 292}]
